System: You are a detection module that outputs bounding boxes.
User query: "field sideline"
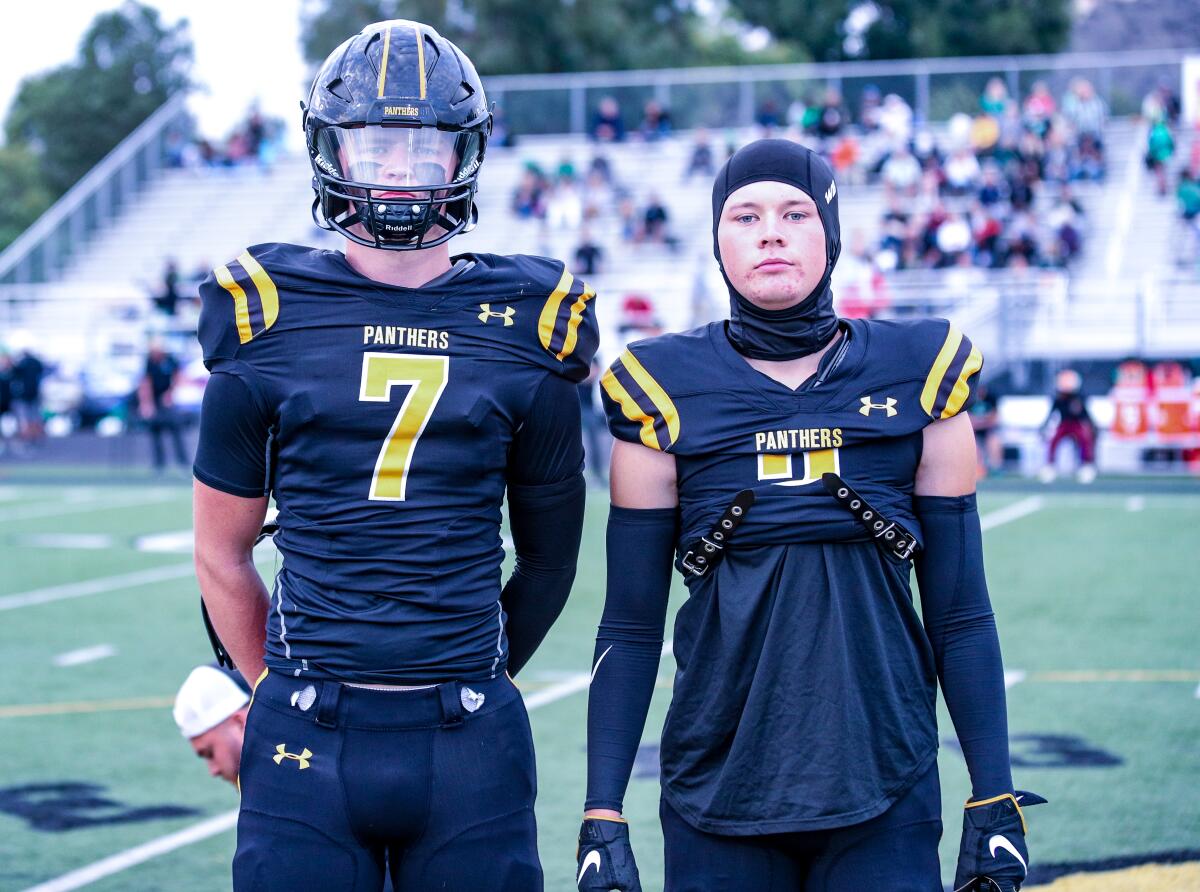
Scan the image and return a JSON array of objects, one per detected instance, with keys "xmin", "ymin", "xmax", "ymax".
[{"xmin": 0, "ymin": 478, "xmax": 1197, "ymax": 891}]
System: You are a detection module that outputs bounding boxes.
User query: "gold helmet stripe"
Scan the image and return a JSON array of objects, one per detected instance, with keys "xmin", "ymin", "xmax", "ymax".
[
  {"xmin": 414, "ymin": 23, "xmax": 426, "ymax": 99},
  {"xmin": 377, "ymin": 26, "xmax": 393, "ymax": 98}
]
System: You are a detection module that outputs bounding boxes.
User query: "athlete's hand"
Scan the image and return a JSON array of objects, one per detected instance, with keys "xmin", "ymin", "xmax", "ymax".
[
  {"xmin": 577, "ymin": 816, "xmax": 642, "ymax": 891},
  {"xmin": 953, "ymin": 791, "xmax": 1046, "ymax": 892}
]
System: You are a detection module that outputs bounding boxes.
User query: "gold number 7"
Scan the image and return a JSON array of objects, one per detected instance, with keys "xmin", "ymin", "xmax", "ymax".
[{"xmin": 358, "ymin": 352, "xmax": 449, "ymax": 501}]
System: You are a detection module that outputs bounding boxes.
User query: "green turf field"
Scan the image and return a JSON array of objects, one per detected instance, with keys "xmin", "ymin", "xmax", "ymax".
[{"xmin": 0, "ymin": 477, "xmax": 1197, "ymax": 891}]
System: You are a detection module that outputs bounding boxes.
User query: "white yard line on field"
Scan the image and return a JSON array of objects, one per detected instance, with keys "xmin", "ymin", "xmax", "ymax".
[
  {"xmin": 17, "ymin": 534, "xmax": 117, "ymax": 550},
  {"xmin": 17, "ymin": 497, "xmax": 1041, "ymax": 891},
  {"xmin": 18, "ymin": 810, "xmax": 241, "ymax": 892},
  {"xmin": 52, "ymin": 645, "xmax": 118, "ymax": 668},
  {"xmin": 0, "ymin": 491, "xmax": 176, "ymax": 523},
  {"xmin": 979, "ymin": 496, "xmax": 1043, "ymax": 531},
  {"xmin": 523, "ymin": 641, "xmax": 673, "ymax": 711},
  {"xmin": 0, "ymin": 564, "xmax": 196, "ymax": 612},
  {"xmin": 981, "ymin": 499, "xmax": 1043, "ymax": 698},
  {"xmin": 1, "ymin": 543, "xmax": 280, "ymax": 611}
]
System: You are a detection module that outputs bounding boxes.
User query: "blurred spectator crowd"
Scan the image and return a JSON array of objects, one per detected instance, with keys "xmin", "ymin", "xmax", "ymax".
[
  {"xmin": 164, "ymin": 106, "xmax": 285, "ymax": 171},
  {"xmin": 854, "ymin": 77, "xmax": 1101, "ymax": 273},
  {"xmin": 506, "ymin": 75, "xmax": 1200, "ymax": 294}
]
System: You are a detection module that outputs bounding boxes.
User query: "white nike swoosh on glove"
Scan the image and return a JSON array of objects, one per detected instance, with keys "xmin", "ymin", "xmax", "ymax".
[
  {"xmin": 989, "ymin": 834, "xmax": 1028, "ymax": 874},
  {"xmin": 577, "ymin": 849, "xmax": 601, "ymax": 885}
]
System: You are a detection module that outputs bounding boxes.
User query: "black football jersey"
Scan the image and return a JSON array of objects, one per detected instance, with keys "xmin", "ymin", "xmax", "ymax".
[
  {"xmin": 197, "ymin": 243, "xmax": 597, "ymax": 683},
  {"xmin": 601, "ymin": 317, "xmax": 982, "ymax": 832}
]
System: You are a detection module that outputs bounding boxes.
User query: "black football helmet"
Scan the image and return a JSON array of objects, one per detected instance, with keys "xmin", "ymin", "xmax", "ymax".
[{"xmin": 303, "ymin": 20, "xmax": 492, "ymax": 250}]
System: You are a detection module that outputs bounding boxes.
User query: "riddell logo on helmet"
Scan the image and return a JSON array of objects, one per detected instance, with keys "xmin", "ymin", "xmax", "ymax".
[
  {"xmin": 454, "ymin": 156, "xmax": 482, "ymax": 182},
  {"xmin": 314, "ymin": 153, "xmax": 337, "ymax": 175},
  {"xmin": 384, "ymin": 105, "xmax": 420, "ymax": 117}
]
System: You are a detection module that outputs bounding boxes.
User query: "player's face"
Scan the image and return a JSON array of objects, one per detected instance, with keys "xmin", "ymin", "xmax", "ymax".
[
  {"xmin": 190, "ymin": 713, "xmax": 245, "ymax": 787},
  {"xmin": 717, "ymin": 181, "xmax": 828, "ymax": 311},
  {"xmin": 326, "ymin": 127, "xmax": 460, "ymax": 245},
  {"xmin": 331, "ymin": 126, "xmax": 458, "ymax": 193}
]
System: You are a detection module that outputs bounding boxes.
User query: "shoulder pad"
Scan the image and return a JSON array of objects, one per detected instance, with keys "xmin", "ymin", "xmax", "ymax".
[
  {"xmin": 513, "ymin": 255, "xmax": 599, "ymax": 382},
  {"xmin": 914, "ymin": 319, "xmax": 984, "ymax": 420},
  {"xmin": 600, "ymin": 339, "xmax": 681, "ymax": 452},
  {"xmin": 197, "ymin": 246, "xmax": 282, "ymax": 366}
]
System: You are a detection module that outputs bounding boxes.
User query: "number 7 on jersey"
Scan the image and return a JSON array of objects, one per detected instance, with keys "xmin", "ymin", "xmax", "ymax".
[{"xmin": 358, "ymin": 353, "xmax": 449, "ymax": 501}]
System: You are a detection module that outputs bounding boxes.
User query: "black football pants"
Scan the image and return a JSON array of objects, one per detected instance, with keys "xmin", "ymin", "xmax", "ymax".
[
  {"xmin": 661, "ymin": 761, "xmax": 942, "ymax": 891},
  {"xmin": 234, "ymin": 671, "xmax": 541, "ymax": 891}
]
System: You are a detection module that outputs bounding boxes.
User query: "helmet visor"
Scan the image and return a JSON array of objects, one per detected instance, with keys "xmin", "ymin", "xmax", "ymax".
[{"xmin": 315, "ymin": 126, "xmax": 482, "ymax": 190}]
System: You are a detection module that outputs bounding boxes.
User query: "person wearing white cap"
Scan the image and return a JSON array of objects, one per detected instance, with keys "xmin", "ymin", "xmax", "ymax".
[{"xmin": 174, "ymin": 664, "xmax": 251, "ymax": 786}]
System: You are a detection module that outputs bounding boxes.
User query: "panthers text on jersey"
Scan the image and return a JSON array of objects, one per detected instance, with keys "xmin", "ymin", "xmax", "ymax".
[
  {"xmin": 600, "ymin": 317, "xmax": 982, "ymax": 834},
  {"xmin": 196, "ymin": 243, "xmax": 597, "ymax": 684}
]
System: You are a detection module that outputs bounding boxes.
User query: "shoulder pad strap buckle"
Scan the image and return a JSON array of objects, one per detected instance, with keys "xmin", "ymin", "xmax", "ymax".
[
  {"xmin": 680, "ymin": 490, "xmax": 756, "ymax": 578},
  {"xmin": 822, "ymin": 473, "xmax": 920, "ymax": 561}
]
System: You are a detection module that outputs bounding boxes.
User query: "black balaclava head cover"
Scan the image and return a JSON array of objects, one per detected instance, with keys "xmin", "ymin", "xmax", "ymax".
[{"xmin": 713, "ymin": 139, "xmax": 842, "ymax": 360}]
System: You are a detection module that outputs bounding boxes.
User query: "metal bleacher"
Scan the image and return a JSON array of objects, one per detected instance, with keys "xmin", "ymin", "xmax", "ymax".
[
  {"xmin": 1, "ymin": 46, "xmax": 1197, "ymax": 399},
  {"xmin": 4, "ymin": 117, "xmax": 1196, "ymax": 373}
]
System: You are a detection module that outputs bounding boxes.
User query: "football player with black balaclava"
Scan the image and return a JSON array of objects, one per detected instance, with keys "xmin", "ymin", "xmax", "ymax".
[
  {"xmin": 578, "ymin": 139, "xmax": 1043, "ymax": 892},
  {"xmin": 716, "ymin": 137, "xmax": 842, "ymax": 363}
]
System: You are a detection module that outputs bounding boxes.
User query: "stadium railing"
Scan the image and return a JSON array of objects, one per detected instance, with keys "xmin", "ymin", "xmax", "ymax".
[
  {"xmin": 0, "ymin": 93, "xmax": 191, "ymax": 285},
  {"xmin": 486, "ymin": 48, "xmax": 1196, "ymax": 135}
]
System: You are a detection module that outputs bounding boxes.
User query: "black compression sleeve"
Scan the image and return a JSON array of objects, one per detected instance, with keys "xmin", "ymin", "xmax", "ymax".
[
  {"xmin": 585, "ymin": 506, "xmax": 677, "ymax": 812},
  {"xmin": 914, "ymin": 493, "xmax": 1014, "ymax": 799},
  {"xmin": 193, "ymin": 370, "xmax": 273, "ymax": 498},
  {"xmin": 507, "ymin": 374, "xmax": 586, "ymax": 487},
  {"xmin": 502, "ymin": 374, "xmax": 587, "ymax": 676}
]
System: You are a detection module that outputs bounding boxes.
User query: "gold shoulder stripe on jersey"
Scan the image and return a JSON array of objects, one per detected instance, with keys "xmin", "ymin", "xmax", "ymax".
[
  {"xmin": 920, "ymin": 324, "xmax": 964, "ymax": 416},
  {"xmin": 214, "ymin": 264, "xmax": 253, "ymax": 345},
  {"xmin": 929, "ymin": 331, "xmax": 977, "ymax": 418},
  {"xmin": 601, "ymin": 367, "xmax": 662, "ymax": 451},
  {"xmin": 237, "ymin": 251, "xmax": 280, "ymax": 332},
  {"xmin": 214, "ymin": 251, "xmax": 279, "ymax": 345},
  {"xmin": 941, "ymin": 344, "xmax": 983, "ymax": 418},
  {"xmin": 556, "ymin": 281, "xmax": 596, "ymax": 361},
  {"xmin": 618, "ymin": 350, "xmax": 680, "ymax": 447},
  {"xmin": 538, "ymin": 268, "xmax": 575, "ymax": 354}
]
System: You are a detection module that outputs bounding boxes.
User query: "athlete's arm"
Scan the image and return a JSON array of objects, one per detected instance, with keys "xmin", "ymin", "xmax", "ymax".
[
  {"xmin": 584, "ymin": 440, "xmax": 678, "ymax": 819},
  {"xmin": 502, "ymin": 374, "xmax": 587, "ymax": 676},
  {"xmin": 914, "ymin": 412, "xmax": 1014, "ymax": 798},
  {"xmin": 192, "ymin": 370, "xmax": 274, "ymax": 683}
]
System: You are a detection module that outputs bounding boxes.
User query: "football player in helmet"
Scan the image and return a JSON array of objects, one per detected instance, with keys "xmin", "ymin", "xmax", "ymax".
[
  {"xmin": 578, "ymin": 140, "xmax": 1041, "ymax": 891},
  {"xmin": 193, "ymin": 21, "xmax": 597, "ymax": 891}
]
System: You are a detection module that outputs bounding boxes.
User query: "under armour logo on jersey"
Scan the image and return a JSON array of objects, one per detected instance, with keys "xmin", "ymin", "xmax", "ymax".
[
  {"xmin": 825, "ymin": 180, "xmax": 837, "ymax": 204},
  {"xmin": 273, "ymin": 744, "xmax": 312, "ymax": 769},
  {"xmin": 460, "ymin": 686, "xmax": 486, "ymax": 713},
  {"xmin": 859, "ymin": 396, "xmax": 898, "ymax": 417},
  {"xmin": 289, "ymin": 685, "xmax": 316, "ymax": 711},
  {"xmin": 478, "ymin": 304, "xmax": 515, "ymax": 326}
]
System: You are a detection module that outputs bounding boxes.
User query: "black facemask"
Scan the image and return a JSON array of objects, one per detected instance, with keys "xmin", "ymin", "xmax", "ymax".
[{"xmin": 713, "ymin": 139, "xmax": 842, "ymax": 360}]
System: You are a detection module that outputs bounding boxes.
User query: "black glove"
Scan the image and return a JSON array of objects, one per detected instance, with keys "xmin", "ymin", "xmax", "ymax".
[
  {"xmin": 953, "ymin": 791, "xmax": 1047, "ymax": 892},
  {"xmin": 577, "ymin": 817, "xmax": 642, "ymax": 891}
]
